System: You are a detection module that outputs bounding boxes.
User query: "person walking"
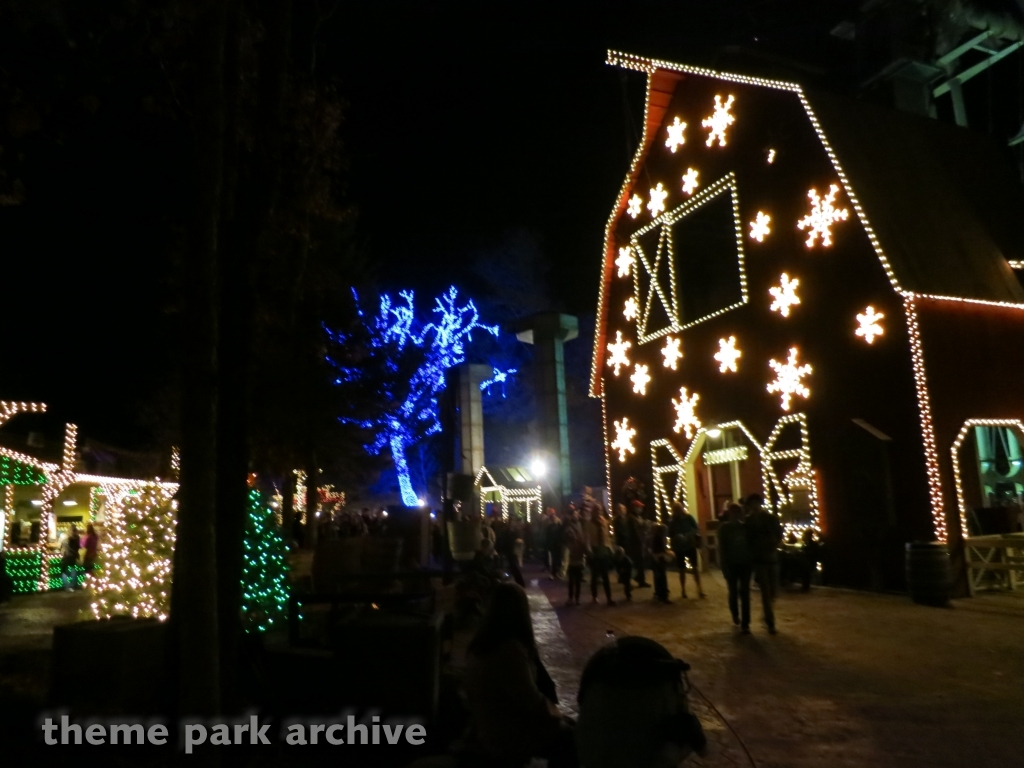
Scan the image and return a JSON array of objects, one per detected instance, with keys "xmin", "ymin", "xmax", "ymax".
[
  {"xmin": 585, "ymin": 509, "xmax": 614, "ymax": 605},
  {"xmin": 718, "ymin": 503, "xmax": 752, "ymax": 632},
  {"xmin": 565, "ymin": 523, "xmax": 587, "ymax": 606},
  {"xmin": 80, "ymin": 523, "xmax": 99, "ymax": 584},
  {"xmin": 612, "ymin": 504, "xmax": 628, "ymax": 582},
  {"xmin": 744, "ymin": 494, "xmax": 782, "ymax": 633},
  {"xmin": 59, "ymin": 525, "xmax": 81, "ymax": 590},
  {"xmin": 546, "ymin": 510, "xmax": 565, "ymax": 580},
  {"xmin": 649, "ymin": 523, "xmax": 672, "ymax": 603},
  {"xmin": 625, "ymin": 502, "xmax": 649, "ymax": 588},
  {"xmin": 668, "ymin": 502, "xmax": 704, "ymax": 599}
]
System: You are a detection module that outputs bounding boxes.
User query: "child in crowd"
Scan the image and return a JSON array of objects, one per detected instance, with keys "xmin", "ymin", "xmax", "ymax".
[{"xmin": 650, "ymin": 523, "xmax": 673, "ymax": 604}]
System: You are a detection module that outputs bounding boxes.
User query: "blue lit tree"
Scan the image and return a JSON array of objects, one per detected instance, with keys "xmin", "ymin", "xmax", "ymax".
[{"xmin": 327, "ymin": 287, "xmax": 512, "ymax": 506}]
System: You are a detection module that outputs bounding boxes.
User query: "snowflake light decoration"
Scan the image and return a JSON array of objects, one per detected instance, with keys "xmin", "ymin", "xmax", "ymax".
[
  {"xmin": 611, "ymin": 417, "xmax": 637, "ymax": 462},
  {"xmin": 797, "ymin": 184, "xmax": 849, "ymax": 248},
  {"xmin": 665, "ymin": 117, "xmax": 687, "ymax": 153},
  {"xmin": 616, "ymin": 246, "xmax": 635, "ymax": 278},
  {"xmin": 681, "ymin": 168, "xmax": 699, "ymax": 196},
  {"xmin": 606, "ymin": 331, "xmax": 632, "ymax": 376},
  {"xmin": 769, "ymin": 273, "xmax": 801, "ymax": 317},
  {"xmin": 623, "ymin": 296, "xmax": 638, "ymax": 321},
  {"xmin": 855, "ymin": 305, "xmax": 885, "ymax": 344},
  {"xmin": 661, "ymin": 336, "xmax": 683, "ymax": 370},
  {"xmin": 749, "ymin": 211, "xmax": 771, "ymax": 242},
  {"xmin": 702, "ymin": 94, "xmax": 735, "ymax": 147},
  {"xmin": 714, "ymin": 336, "xmax": 741, "ymax": 373},
  {"xmin": 631, "ymin": 364, "xmax": 651, "ymax": 395},
  {"xmin": 647, "ymin": 182, "xmax": 668, "ymax": 217},
  {"xmin": 672, "ymin": 387, "xmax": 702, "ymax": 439},
  {"xmin": 627, "ymin": 194, "xmax": 643, "ymax": 219},
  {"xmin": 767, "ymin": 347, "xmax": 812, "ymax": 411}
]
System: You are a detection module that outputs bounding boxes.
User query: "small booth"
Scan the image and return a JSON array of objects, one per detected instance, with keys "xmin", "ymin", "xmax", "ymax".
[{"xmin": 474, "ymin": 466, "xmax": 543, "ymax": 522}]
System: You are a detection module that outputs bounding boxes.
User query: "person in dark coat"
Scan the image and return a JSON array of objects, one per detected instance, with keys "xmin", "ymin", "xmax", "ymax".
[
  {"xmin": 668, "ymin": 502, "xmax": 704, "ymax": 599},
  {"xmin": 546, "ymin": 510, "xmax": 565, "ymax": 580},
  {"xmin": 718, "ymin": 503, "xmax": 752, "ymax": 632},
  {"xmin": 649, "ymin": 523, "xmax": 672, "ymax": 603},
  {"xmin": 625, "ymin": 502, "xmax": 649, "ymax": 588},
  {"xmin": 612, "ymin": 547, "xmax": 633, "ymax": 601},
  {"xmin": 744, "ymin": 494, "xmax": 782, "ymax": 634}
]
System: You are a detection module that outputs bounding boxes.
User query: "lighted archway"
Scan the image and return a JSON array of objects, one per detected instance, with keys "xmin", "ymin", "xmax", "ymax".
[{"xmin": 951, "ymin": 418, "xmax": 1024, "ymax": 540}]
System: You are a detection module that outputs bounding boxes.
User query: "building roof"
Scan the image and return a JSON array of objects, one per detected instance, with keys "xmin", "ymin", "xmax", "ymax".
[
  {"xmin": 591, "ymin": 51, "xmax": 1024, "ymax": 396},
  {"xmin": 805, "ymin": 87, "xmax": 1024, "ymax": 305}
]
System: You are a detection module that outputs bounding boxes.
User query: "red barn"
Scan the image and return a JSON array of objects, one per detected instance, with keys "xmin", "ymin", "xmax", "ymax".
[{"xmin": 591, "ymin": 51, "xmax": 1024, "ymax": 592}]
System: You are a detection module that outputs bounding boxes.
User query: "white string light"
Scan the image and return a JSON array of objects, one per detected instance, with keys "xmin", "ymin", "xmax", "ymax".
[
  {"xmin": 630, "ymin": 363, "xmax": 651, "ymax": 395},
  {"xmin": 749, "ymin": 211, "xmax": 771, "ymax": 242},
  {"xmin": 855, "ymin": 305, "xmax": 885, "ymax": 344},
  {"xmin": 623, "ymin": 296, "xmax": 639, "ymax": 321},
  {"xmin": 671, "ymin": 387, "xmax": 702, "ymax": 439},
  {"xmin": 661, "ymin": 336, "xmax": 683, "ymax": 370},
  {"xmin": 647, "ymin": 182, "xmax": 668, "ymax": 217},
  {"xmin": 616, "ymin": 246, "xmax": 635, "ymax": 277},
  {"xmin": 797, "ymin": 184, "xmax": 849, "ymax": 248},
  {"xmin": 769, "ymin": 273, "xmax": 801, "ymax": 317},
  {"xmin": 902, "ymin": 294, "xmax": 947, "ymax": 541},
  {"xmin": 665, "ymin": 117, "xmax": 687, "ymax": 152},
  {"xmin": 611, "ymin": 417, "xmax": 637, "ymax": 462},
  {"xmin": 767, "ymin": 347, "xmax": 812, "ymax": 411},
  {"xmin": 714, "ymin": 336, "xmax": 741, "ymax": 373},
  {"xmin": 681, "ymin": 168, "xmax": 699, "ymax": 195},
  {"xmin": 702, "ymin": 94, "xmax": 735, "ymax": 147},
  {"xmin": 606, "ymin": 331, "xmax": 632, "ymax": 376}
]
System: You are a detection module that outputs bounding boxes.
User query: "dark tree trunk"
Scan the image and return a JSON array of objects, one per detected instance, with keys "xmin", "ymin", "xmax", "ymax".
[
  {"xmin": 214, "ymin": 0, "xmax": 291, "ymax": 711},
  {"xmin": 172, "ymin": 0, "xmax": 227, "ymax": 719},
  {"xmin": 213, "ymin": 0, "xmax": 246, "ymax": 715}
]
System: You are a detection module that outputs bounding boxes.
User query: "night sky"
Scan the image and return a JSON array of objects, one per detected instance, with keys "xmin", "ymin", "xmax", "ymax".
[{"xmin": 6, "ymin": 0, "xmax": 1021, "ymax": 449}]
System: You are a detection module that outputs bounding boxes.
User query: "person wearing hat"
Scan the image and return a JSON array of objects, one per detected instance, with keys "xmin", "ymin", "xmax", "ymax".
[{"xmin": 575, "ymin": 636, "xmax": 706, "ymax": 768}]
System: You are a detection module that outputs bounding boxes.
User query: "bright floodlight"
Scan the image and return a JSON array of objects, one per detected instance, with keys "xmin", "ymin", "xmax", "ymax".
[
  {"xmin": 530, "ymin": 458, "xmax": 547, "ymax": 477},
  {"xmin": 417, "ymin": 497, "xmax": 426, "ymax": 507},
  {"xmin": 706, "ymin": 428, "xmax": 722, "ymax": 438}
]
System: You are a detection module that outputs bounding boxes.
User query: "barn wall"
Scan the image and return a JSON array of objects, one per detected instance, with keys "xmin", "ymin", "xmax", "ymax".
[{"xmin": 599, "ymin": 71, "xmax": 939, "ymax": 589}]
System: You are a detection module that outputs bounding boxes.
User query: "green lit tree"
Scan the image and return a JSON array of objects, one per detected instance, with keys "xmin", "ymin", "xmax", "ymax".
[{"xmin": 240, "ymin": 489, "xmax": 290, "ymax": 632}]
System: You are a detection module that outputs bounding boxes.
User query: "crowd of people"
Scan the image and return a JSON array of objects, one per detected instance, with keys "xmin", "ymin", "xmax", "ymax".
[{"xmin": 516, "ymin": 489, "xmax": 821, "ymax": 636}]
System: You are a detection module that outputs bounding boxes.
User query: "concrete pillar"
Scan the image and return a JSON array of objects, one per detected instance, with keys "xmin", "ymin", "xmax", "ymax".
[
  {"xmin": 513, "ymin": 313, "xmax": 578, "ymax": 506},
  {"xmin": 452, "ymin": 363, "xmax": 490, "ymax": 477}
]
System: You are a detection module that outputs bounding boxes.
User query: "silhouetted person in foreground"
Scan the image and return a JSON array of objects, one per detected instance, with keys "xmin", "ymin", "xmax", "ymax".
[
  {"xmin": 719, "ymin": 503, "xmax": 752, "ymax": 632},
  {"xmin": 744, "ymin": 494, "xmax": 782, "ymax": 634},
  {"xmin": 575, "ymin": 636, "xmax": 706, "ymax": 768},
  {"xmin": 464, "ymin": 583, "xmax": 577, "ymax": 767}
]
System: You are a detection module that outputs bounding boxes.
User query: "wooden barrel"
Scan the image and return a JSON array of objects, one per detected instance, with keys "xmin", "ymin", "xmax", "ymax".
[{"xmin": 905, "ymin": 541, "xmax": 951, "ymax": 606}]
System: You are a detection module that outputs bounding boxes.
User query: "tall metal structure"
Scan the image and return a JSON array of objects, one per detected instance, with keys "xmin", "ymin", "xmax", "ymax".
[{"xmin": 513, "ymin": 312, "xmax": 578, "ymax": 506}]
